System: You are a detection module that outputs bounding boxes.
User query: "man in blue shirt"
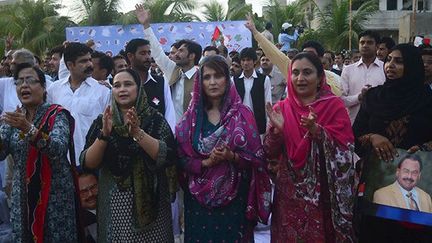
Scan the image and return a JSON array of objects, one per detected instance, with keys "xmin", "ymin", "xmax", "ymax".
[{"xmin": 278, "ymin": 22, "xmax": 299, "ymax": 54}]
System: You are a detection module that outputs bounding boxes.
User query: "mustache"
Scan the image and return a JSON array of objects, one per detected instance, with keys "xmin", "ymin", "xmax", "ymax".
[
  {"xmin": 84, "ymin": 67, "xmax": 94, "ymax": 73},
  {"xmin": 402, "ymin": 178, "xmax": 414, "ymax": 183},
  {"xmin": 85, "ymin": 195, "xmax": 97, "ymax": 202}
]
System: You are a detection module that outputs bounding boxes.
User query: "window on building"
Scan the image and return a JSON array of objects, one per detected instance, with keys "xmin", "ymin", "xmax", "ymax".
[
  {"xmin": 402, "ymin": 0, "xmax": 425, "ymax": 10},
  {"xmin": 387, "ymin": 0, "xmax": 397, "ymax": 10}
]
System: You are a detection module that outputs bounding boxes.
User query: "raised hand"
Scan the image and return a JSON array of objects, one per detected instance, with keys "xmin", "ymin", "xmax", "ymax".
[
  {"xmin": 370, "ymin": 134, "xmax": 397, "ymax": 162},
  {"xmin": 244, "ymin": 13, "xmax": 258, "ymax": 33},
  {"xmin": 135, "ymin": 4, "xmax": 151, "ymax": 29},
  {"xmin": 266, "ymin": 102, "xmax": 284, "ymax": 133},
  {"xmin": 5, "ymin": 33, "xmax": 14, "ymax": 51},
  {"xmin": 300, "ymin": 106, "xmax": 318, "ymax": 135},
  {"xmin": 102, "ymin": 106, "xmax": 113, "ymax": 137},
  {"xmin": 4, "ymin": 107, "xmax": 31, "ymax": 132},
  {"xmin": 125, "ymin": 106, "xmax": 141, "ymax": 136}
]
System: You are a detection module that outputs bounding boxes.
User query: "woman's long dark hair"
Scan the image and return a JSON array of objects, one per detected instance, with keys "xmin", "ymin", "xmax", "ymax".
[{"xmin": 199, "ymin": 55, "xmax": 231, "ymax": 110}]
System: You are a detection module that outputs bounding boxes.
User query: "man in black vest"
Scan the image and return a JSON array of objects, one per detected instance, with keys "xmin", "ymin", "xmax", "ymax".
[
  {"xmin": 234, "ymin": 47, "xmax": 272, "ymax": 135},
  {"xmin": 125, "ymin": 38, "xmax": 176, "ymax": 130}
]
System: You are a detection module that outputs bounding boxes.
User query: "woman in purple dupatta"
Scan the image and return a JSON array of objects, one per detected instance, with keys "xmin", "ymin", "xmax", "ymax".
[{"xmin": 176, "ymin": 55, "xmax": 271, "ymax": 242}]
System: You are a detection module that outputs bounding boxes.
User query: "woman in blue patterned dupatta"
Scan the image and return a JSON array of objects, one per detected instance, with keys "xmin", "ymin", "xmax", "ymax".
[{"xmin": 0, "ymin": 63, "xmax": 81, "ymax": 242}]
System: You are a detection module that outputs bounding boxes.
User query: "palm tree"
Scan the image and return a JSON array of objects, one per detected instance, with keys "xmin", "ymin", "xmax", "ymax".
[
  {"xmin": 201, "ymin": 0, "xmax": 252, "ymax": 22},
  {"xmin": 263, "ymin": 0, "xmax": 307, "ymax": 40},
  {"xmin": 225, "ymin": 0, "xmax": 252, "ymax": 21},
  {"xmin": 74, "ymin": 0, "xmax": 122, "ymax": 25},
  {"xmin": 311, "ymin": 0, "xmax": 378, "ymax": 51},
  {"xmin": 0, "ymin": 0, "xmax": 76, "ymax": 56},
  {"xmin": 117, "ymin": 0, "xmax": 199, "ymax": 25},
  {"xmin": 202, "ymin": 1, "xmax": 226, "ymax": 22}
]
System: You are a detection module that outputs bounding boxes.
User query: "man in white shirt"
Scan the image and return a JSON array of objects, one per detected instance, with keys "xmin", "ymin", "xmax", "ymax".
[
  {"xmin": 125, "ymin": 38, "xmax": 176, "ymax": 131},
  {"xmin": 136, "ymin": 7, "xmax": 202, "ymax": 122},
  {"xmin": 340, "ymin": 30, "xmax": 386, "ymax": 124},
  {"xmin": 258, "ymin": 54, "xmax": 286, "ymax": 104},
  {"xmin": 47, "ymin": 43, "xmax": 111, "ymax": 164},
  {"xmin": 233, "ymin": 47, "xmax": 272, "ymax": 135}
]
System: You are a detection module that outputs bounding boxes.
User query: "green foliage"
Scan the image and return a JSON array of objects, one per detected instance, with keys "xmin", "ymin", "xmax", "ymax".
[
  {"xmin": 297, "ymin": 0, "xmax": 377, "ymax": 52},
  {"xmin": 75, "ymin": 0, "xmax": 122, "ymax": 25},
  {"xmin": 201, "ymin": 0, "xmax": 252, "ymax": 22},
  {"xmin": 263, "ymin": 0, "xmax": 306, "ymax": 37},
  {"xmin": 202, "ymin": 1, "xmax": 226, "ymax": 22},
  {"xmin": 0, "ymin": 0, "xmax": 76, "ymax": 57}
]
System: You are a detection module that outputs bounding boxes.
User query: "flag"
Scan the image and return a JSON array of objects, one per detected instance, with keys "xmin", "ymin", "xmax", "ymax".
[{"xmin": 211, "ymin": 26, "xmax": 222, "ymax": 42}]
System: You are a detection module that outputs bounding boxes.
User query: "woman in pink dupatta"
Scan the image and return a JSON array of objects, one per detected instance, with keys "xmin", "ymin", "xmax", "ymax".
[
  {"xmin": 264, "ymin": 52, "xmax": 356, "ymax": 243},
  {"xmin": 176, "ymin": 55, "xmax": 271, "ymax": 242}
]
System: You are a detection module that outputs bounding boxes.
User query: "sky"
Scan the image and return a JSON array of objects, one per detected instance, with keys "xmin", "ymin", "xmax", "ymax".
[{"xmin": 58, "ymin": 0, "xmax": 286, "ymax": 22}]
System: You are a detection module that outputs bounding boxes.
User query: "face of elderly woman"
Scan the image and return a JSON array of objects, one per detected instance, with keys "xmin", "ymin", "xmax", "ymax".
[
  {"xmin": 291, "ymin": 58, "xmax": 320, "ymax": 101},
  {"xmin": 385, "ymin": 50, "xmax": 404, "ymax": 80},
  {"xmin": 202, "ymin": 65, "xmax": 227, "ymax": 100},
  {"xmin": 15, "ymin": 67, "xmax": 45, "ymax": 107},
  {"xmin": 112, "ymin": 71, "xmax": 138, "ymax": 109}
]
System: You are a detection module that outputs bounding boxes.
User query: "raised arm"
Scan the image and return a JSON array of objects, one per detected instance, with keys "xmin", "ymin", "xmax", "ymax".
[
  {"xmin": 136, "ymin": 4, "xmax": 176, "ymax": 81},
  {"xmin": 245, "ymin": 13, "xmax": 290, "ymax": 77}
]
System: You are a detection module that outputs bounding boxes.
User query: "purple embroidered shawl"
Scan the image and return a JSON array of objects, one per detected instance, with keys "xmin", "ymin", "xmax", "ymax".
[{"xmin": 176, "ymin": 74, "xmax": 271, "ymax": 223}]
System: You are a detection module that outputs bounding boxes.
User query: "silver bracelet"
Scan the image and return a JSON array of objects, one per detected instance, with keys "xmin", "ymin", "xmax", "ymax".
[{"xmin": 25, "ymin": 124, "xmax": 37, "ymax": 138}]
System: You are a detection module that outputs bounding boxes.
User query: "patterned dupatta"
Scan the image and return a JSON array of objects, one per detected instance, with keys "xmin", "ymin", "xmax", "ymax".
[
  {"xmin": 25, "ymin": 104, "xmax": 82, "ymax": 243},
  {"xmin": 176, "ymin": 73, "xmax": 271, "ymax": 223}
]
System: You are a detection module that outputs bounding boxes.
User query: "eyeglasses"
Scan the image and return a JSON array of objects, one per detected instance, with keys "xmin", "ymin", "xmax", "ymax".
[
  {"xmin": 14, "ymin": 77, "xmax": 40, "ymax": 86},
  {"xmin": 79, "ymin": 183, "xmax": 98, "ymax": 197}
]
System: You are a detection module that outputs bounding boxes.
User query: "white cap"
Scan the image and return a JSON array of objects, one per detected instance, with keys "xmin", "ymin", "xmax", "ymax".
[{"xmin": 281, "ymin": 22, "xmax": 292, "ymax": 30}]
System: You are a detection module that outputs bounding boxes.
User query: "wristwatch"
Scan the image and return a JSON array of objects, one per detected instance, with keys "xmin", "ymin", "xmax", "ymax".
[{"xmin": 97, "ymin": 129, "xmax": 110, "ymax": 141}]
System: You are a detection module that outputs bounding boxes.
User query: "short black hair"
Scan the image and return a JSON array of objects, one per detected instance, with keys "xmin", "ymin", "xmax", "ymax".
[
  {"xmin": 358, "ymin": 30, "xmax": 380, "ymax": 44},
  {"xmin": 231, "ymin": 56, "xmax": 240, "ymax": 64},
  {"xmin": 378, "ymin": 37, "xmax": 396, "ymax": 50},
  {"xmin": 421, "ymin": 48, "xmax": 432, "ymax": 56},
  {"xmin": 92, "ymin": 51, "xmax": 114, "ymax": 74},
  {"xmin": 125, "ymin": 38, "xmax": 150, "ymax": 55},
  {"xmin": 171, "ymin": 41, "xmax": 180, "ymax": 49},
  {"xmin": 78, "ymin": 170, "xmax": 99, "ymax": 179},
  {"xmin": 398, "ymin": 154, "xmax": 423, "ymax": 171},
  {"xmin": 203, "ymin": 46, "xmax": 220, "ymax": 55},
  {"xmin": 217, "ymin": 45, "xmax": 228, "ymax": 57},
  {"xmin": 64, "ymin": 42, "xmax": 93, "ymax": 66},
  {"xmin": 112, "ymin": 55, "xmax": 125, "ymax": 62},
  {"xmin": 177, "ymin": 39, "xmax": 202, "ymax": 65},
  {"xmin": 301, "ymin": 40, "xmax": 325, "ymax": 57},
  {"xmin": 265, "ymin": 22, "xmax": 273, "ymax": 30},
  {"xmin": 34, "ymin": 55, "xmax": 42, "ymax": 65},
  {"xmin": 49, "ymin": 45, "xmax": 64, "ymax": 56},
  {"xmin": 419, "ymin": 43, "xmax": 432, "ymax": 56},
  {"xmin": 239, "ymin": 47, "xmax": 257, "ymax": 61}
]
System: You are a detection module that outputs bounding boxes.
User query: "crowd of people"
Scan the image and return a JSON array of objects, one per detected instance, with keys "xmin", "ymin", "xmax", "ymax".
[{"xmin": 0, "ymin": 4, "xmax": 432, "ymax": 243}]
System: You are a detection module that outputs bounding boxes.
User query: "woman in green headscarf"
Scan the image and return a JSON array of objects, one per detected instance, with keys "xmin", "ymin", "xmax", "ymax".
[{"xmin": 80, "ymin": 69, "xmax": 177, "ymax": 242}]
